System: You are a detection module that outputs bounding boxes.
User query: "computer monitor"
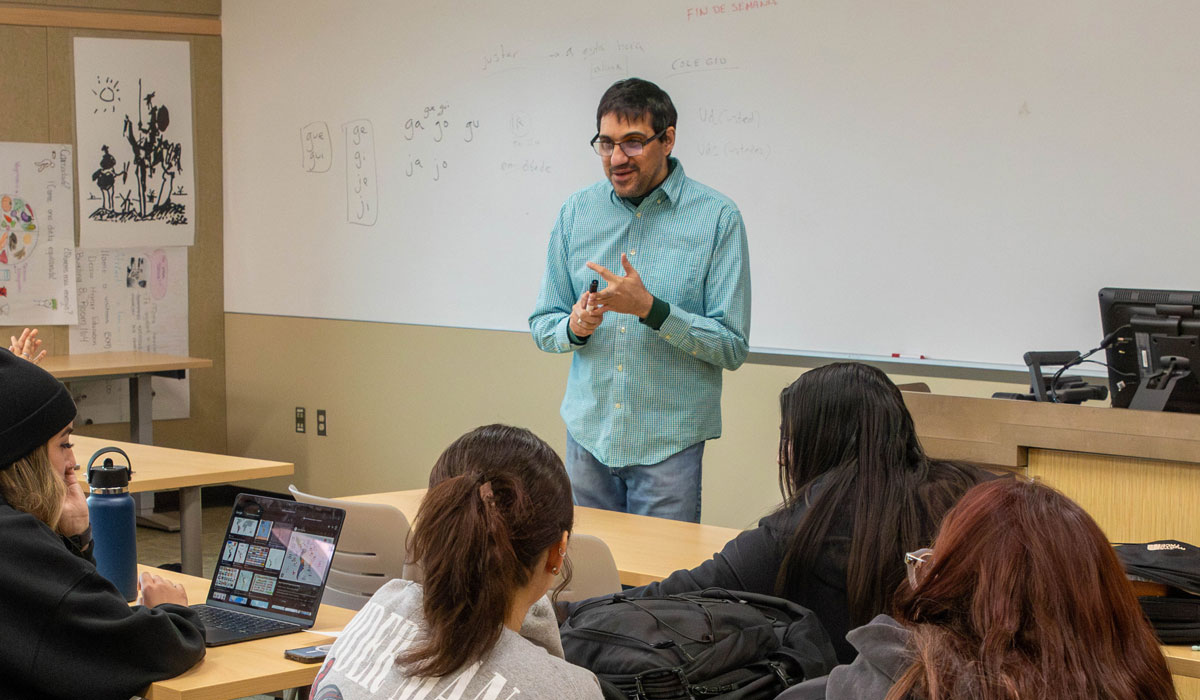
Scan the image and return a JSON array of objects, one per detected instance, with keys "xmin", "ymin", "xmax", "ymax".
[{"xmin": 1099, "ymin": 287, "xmax": 1200, "ymax": 413}]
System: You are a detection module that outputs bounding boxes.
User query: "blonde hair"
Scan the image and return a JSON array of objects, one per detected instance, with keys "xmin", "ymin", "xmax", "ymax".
[{"xmin": 0, "ymin": 443, "xmax": 66, "ymax": 532}]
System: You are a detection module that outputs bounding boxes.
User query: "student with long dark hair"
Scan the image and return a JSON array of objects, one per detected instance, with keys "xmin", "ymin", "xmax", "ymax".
[
  {"xmin": 782, "ymin": 479, "xmax": 1177, "ymax": 700},
  {"xmin": 571, "ymin": 362, "xmax": 987, "ymax": 662},
  {"xmin": 0, "ymin": 349, "xmax": 206, "ymax": 699},
  {"xmin": 312, "ymin": 425, "xmax": 601, "ymax": 699}
]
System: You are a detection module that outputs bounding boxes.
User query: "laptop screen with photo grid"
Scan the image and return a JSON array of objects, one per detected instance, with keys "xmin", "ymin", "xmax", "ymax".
[{"xmin": 206, "ymin": 493, "xmax": 345, "ymax": 626}]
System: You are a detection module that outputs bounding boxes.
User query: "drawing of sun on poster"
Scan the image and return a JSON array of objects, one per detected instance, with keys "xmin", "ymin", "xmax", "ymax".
[
  {"xmin": 0, "ymin": 142, "xmax": 76, "ymax": 325},
  {"xmin": 73, "ymin": 38, "xmax": 195, "ymax": 248}
]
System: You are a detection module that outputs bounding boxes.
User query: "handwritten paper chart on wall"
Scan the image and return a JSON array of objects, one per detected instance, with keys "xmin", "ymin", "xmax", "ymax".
[{"xmin": 224, "ymin": 0, "xmax": 1200, "ymax": 367}]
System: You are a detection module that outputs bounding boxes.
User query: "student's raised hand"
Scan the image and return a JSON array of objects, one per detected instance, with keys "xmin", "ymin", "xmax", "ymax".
[
  {"xmin": 9, "ymin": 327, "xmax": 47, "ymax": 364},
  {"xmin": 587, "ymin": 254, "xmax": 654, "ymax": 318},
  {"xmin": 138, "ymin": 571, "xmax": 189, "ymax": 608}
]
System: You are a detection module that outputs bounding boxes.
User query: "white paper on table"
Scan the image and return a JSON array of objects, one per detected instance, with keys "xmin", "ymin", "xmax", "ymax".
[
  {"xmin": 0, "ymin": 143, "xmax": 76, "ymax": 325},
  {"xmin": 73, "ymin": 37, "xmax": 195, "ymax": 249},
  {"xmin": 69, "ymin": 247, "xmax": 189, "ymax": 424}
]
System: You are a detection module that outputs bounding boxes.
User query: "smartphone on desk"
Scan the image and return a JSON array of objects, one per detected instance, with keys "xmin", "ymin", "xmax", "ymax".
[{"xmin": 284, "ymin": 643, "xmax": 331, "ymax": 663}]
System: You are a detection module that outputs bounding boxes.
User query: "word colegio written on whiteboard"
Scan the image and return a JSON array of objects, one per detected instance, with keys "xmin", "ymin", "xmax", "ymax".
[
  {"xmin": 670, "ymin": 56, "xmax": 734, "ymax": 75},
  {"xmin": 686, "ymin": 0, "xmax": 779, "ymax": 20}
]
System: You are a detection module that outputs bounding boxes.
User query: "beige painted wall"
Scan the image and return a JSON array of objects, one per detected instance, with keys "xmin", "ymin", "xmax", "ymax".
[{"xmin": 225, "ymin": 313, "xmax": 1027, "ymax": 529}]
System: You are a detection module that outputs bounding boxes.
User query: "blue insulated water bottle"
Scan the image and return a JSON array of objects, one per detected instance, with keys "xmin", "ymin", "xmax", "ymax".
[{"xmin": 86, "ymin": 447, "xmax": 138, "ymax": 602}]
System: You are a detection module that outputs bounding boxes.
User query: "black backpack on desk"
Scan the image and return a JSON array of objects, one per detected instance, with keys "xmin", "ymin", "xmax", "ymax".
[
  {"xmin": 1114, "ymin": 540, "xmax": 1200, "ymax": 644},
  {"xmin": 560, "ymin": 588, "xmax": 838, "ymax": 700}
]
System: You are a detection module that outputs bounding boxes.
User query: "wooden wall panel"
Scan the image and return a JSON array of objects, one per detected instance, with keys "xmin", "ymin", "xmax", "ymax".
[
  {"xmin": 1030, "ymin": 448, "xmax": 1200, "ymax": 546},
  {"xmin": 1, "ymin": 3, "xmax": 225, "ymax": 454}
]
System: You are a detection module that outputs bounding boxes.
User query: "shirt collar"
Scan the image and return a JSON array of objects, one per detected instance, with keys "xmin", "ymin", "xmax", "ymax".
[{"xmin": 610, "ymin": 157, "xmax": 685, "ymax": 208}]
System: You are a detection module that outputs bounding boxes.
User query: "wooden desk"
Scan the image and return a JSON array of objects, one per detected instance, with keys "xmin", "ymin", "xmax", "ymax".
[
  {"xmin": 42, "ymin": 351, "xmax": 213, "ymax": 445},
  {"xmin": 137, "ymin": 565, "xmax": 355, "ymax": 700},
  {"xmin": 340, "ymin": 489, "xmax": 741, "ymax": 587},
  {"xmin": 79, "ymin": 436, "xmax": 293, "ymax": 576}
]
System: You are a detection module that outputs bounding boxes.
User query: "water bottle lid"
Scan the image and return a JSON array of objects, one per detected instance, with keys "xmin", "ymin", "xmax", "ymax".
[{"xmin": 86, "ymin": 447, "xmax": 133, "ymax": 491}]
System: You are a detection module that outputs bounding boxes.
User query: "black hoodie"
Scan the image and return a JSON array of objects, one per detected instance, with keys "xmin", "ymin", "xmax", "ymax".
[{"xmin": 0, "ymin": 491, "xmax": 206, "ymax": 699}]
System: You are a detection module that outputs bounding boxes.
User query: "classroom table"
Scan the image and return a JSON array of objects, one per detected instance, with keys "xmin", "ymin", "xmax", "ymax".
[
  {"xmin": 42, "ymin": 351, "xmax": 213, "ymax": 445},
  {"xmin": 339, "ymin": 488, "xmax": 742, "ymax": 587},
  {"xmin": 78, "ymin": 435, "xmax": 293, "ymax": 577},
  {"xmin": 136, "ymin": 565, "xmax": 355, "ymax": 700}
]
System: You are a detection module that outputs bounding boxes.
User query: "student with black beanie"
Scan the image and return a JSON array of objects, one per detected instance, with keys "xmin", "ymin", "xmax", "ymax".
[{"xmin": 0, "ymin": 348, "xmax": 206, "ymax": 699}]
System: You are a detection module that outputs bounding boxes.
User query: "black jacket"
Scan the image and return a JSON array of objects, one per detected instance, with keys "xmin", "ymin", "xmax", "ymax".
[
  {"xmin": 777, "ymin": 615, "xmax": 911, "ymax": 700},
  {"xmin": 0, "ymin": 491, "xmax": 206, "ymax": 699},
  {"xmin": 573, "ymin": 499, "xmax": 858, "ymax": 662},
  {"xmin": 568, "ymin": 464, "xmax": 992, "ymax": 663}
]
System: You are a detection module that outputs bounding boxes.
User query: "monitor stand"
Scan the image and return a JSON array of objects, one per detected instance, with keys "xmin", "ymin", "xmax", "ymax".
[{"xmin": 1129, "ymin": 358, "xmax": 1193, "ymax": 412}]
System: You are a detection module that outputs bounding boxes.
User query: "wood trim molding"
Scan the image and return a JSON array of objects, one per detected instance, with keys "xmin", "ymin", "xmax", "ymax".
[{"xmin": 0, "ymin": 6, "xmax": 219, "ymax": 35}]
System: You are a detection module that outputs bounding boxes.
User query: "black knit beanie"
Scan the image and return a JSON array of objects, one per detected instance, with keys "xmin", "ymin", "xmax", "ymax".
[{"xmin": 0, "ymin": 349, "xmax": 77, "ymax": 470}]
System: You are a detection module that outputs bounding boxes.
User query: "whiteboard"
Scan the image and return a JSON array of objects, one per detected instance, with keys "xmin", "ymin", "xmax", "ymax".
[{"xmin": 223, "ymin": 0, "xmax": 1200, "ymax": 368}]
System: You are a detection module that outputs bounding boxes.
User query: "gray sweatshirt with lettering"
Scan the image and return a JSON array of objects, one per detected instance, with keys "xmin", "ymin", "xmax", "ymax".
[{"xmin": 310, "ymin": 579, "xmax": 602, "ymax": 700}]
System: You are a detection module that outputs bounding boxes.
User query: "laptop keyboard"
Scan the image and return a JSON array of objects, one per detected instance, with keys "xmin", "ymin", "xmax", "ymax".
[{"xmin": 194, "ymin": 605, "xmax": 298, "ymax": 634}]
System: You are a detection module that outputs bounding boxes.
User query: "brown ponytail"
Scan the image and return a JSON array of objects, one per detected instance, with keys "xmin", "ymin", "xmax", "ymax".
[{"xmin": 400, "ymin": 425, "xmax": 574, "ymax": 677}]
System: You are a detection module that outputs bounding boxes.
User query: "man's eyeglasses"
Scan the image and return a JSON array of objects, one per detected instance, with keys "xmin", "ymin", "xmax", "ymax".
[
  {"xmin": 904, "ymin": 548, "xmax": 933, "ymax": 589},
  {"xmin": 590, "ymin": 128, "xmax": 668, "ymax": 157}
]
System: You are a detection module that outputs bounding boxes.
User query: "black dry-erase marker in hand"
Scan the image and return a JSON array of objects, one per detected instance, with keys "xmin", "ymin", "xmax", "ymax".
[{"xmin": 587, "ymin": 279, "xmax": 599, "ymax": 311}]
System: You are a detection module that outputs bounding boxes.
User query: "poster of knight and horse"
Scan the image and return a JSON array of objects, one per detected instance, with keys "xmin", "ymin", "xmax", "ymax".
[{"xmin": 73, "ymin": 38, "xmax": 195, "ymax": 248}]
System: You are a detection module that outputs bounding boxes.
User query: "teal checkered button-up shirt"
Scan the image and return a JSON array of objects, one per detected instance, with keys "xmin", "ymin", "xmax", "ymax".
[{"xmin": 530, "ymin": 159, "xmax": 751, "ymax": 468}]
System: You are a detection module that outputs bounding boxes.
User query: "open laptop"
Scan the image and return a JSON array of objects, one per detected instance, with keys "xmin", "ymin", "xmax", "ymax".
[{"xmin": 191, "ymin": 493, "xmax": 346, "ymax": 647}]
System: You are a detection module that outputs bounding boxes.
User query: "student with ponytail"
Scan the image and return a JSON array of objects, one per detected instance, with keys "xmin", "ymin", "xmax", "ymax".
[{"xmin": 311, "ymin": 425, "xmax": 602, "ymax": 699}]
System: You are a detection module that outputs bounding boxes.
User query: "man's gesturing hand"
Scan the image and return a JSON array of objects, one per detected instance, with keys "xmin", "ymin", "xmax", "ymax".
[{"xmin": 587, "ymin": 254, "xmax": 654, "ymax": 319}]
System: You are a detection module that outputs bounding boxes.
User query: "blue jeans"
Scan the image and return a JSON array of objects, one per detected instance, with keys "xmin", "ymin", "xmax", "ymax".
[{"xmin": 565, "ymin": 432, "xmax": 704, "ymax": 523}]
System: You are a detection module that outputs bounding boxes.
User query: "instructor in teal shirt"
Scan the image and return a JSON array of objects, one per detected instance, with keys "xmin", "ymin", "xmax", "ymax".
[{"xmin": 530, "ymin": 78, "xmax": 751, "ymax": 523}]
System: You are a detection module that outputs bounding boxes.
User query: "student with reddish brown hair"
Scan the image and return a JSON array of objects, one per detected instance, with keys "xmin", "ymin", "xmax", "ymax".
[
  {"xmin": 781, "ymin": 478, "xmax": 1177, "ymax": 700},
  {"xmin": 311, "ymin": 425, "xmax": 601, "ymax": 699}
]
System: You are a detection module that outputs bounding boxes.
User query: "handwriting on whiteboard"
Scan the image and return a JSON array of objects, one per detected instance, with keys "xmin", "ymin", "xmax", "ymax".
[
  {"xmin": 670, "ymin": 55, "xmax": 737, "ymax": 76},
  {"xmin": 695, "ymin": 141, "xmax": 772, "ymax": 159},
  {"xmin": 344, "ymin": 119, "xmax": 378, "ymax": 226},
  {"xmin": 482, "ymin": 44, "xmax": 519, "ymax": 72},
  {"xmin": 698, "ymin": 108, "xmax": 761, "ymax": 128},
  {"xmin": 402, "ymin": 104, "xmax": 483, "ymax": 182},
  {"xmin": 302, "ymin": 122, "xmax": 332, "ymax": 173},
  {"xmin": 687, "ymin": 0, "xmax": 779, "ymax": 20}
]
